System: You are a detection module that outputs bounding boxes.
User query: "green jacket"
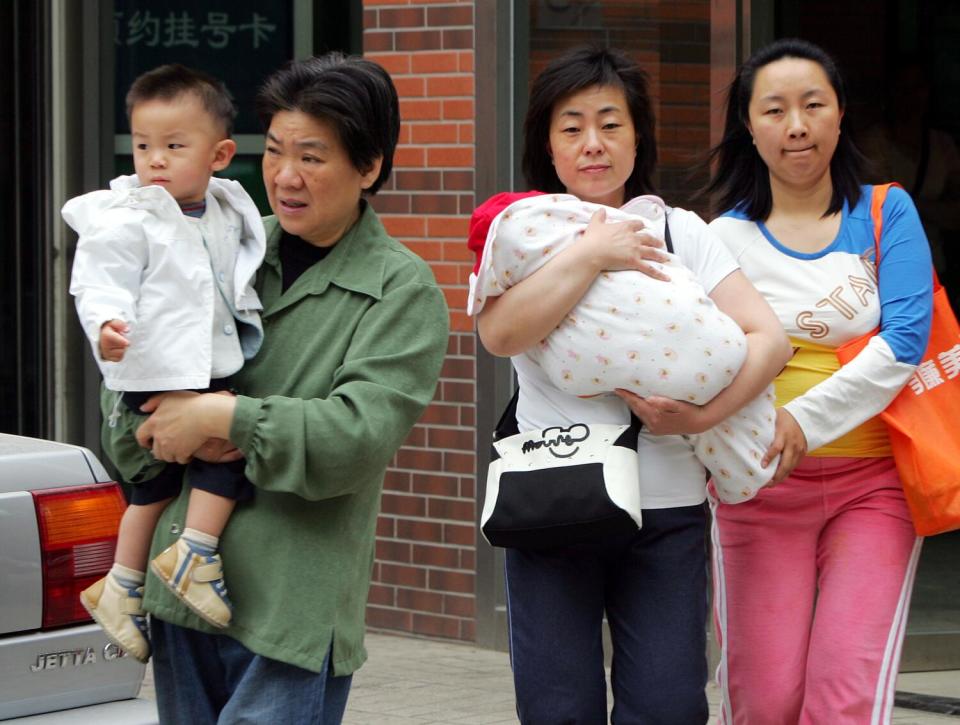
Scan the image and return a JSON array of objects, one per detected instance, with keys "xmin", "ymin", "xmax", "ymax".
[{"xmin": 101, "ymin": 203, "xmax": 449, "ymax": 675}]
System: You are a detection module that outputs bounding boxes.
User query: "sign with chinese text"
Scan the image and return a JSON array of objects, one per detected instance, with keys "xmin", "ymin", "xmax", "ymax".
[{"xmin": 115, "ymin": 1, "xmax": 293, "ymax": 134}]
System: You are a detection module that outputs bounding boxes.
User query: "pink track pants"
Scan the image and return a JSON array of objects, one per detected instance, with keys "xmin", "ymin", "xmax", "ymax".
[{"xmin": 709, "ymin": 456, "xmax": 923, "ymax": 725}]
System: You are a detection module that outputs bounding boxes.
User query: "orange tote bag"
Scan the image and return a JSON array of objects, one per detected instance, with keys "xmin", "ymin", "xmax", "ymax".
[{"xmin": 836, "ymin": 183, "xmax": 960, "ymax": 536}]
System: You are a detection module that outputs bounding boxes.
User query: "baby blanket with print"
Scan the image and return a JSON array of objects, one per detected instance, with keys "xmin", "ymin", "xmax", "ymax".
[{"xmin": 469, "ymin": 193, "xmax": 779, "ymax": 502}]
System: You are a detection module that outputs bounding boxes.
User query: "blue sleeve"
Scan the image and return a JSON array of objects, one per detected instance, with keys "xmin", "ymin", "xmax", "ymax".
[{"xmin": 877, "ymin": 186, "xmax": 934, "ymax": 364}]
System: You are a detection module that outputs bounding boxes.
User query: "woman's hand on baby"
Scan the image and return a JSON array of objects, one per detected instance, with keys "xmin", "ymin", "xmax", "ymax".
[
  {"xmin": 580, "ymin": 209, "xmax": 671, "ymax": 281},
  {"xmin": 615, "ymin": 389, "xmax": 711, "ymax": 435},
  {"xmin": 99, "ymin": 319, "xmax": 130, "ymax": 362},
  {"xmin": 762, "ymin": 408, "xmax": 807, "ymax": 483}
]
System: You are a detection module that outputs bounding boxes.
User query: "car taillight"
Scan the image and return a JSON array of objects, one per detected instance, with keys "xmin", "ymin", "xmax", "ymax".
[{"xmin": 32, "ymin": 483, "xmax": 125, "ymax": 629}]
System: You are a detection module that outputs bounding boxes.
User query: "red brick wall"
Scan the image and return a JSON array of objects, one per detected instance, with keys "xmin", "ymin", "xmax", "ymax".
[{"xmin": 362, "ymin": 0, "xmax": 478, "ymax": 642}]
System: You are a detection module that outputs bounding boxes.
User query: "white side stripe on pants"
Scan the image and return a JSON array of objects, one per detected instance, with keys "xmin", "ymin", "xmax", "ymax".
[
  {"xmin": 708, "ymin": 494, "xmax": 733, "ymax": 725},
  {"xmin": 872, "ymin": 536, "xmax": 923, "ymax": 725}
]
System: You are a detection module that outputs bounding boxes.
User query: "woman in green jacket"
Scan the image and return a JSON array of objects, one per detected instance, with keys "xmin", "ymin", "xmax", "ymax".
[{"xmin": 105, "ymin": 53, "xmax": 449, "ymax": 724}]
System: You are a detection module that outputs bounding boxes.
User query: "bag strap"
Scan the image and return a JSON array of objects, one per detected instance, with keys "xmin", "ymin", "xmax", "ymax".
[
  {"xmin": 493, "ymin": 387, "xmax": 521, "ymax": 441},
  {"xmin": 871, "ymin": 182, "xmax": 939, "ymax": 289},
  {"xmin": 869, "ymin": 183, "xmax": 899, "ymax": 265}
]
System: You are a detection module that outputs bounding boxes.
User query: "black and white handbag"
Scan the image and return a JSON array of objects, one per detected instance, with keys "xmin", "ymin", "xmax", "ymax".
[{"xmin": 479, "ymin": 392, "xmax": 643, "ymax": 549}]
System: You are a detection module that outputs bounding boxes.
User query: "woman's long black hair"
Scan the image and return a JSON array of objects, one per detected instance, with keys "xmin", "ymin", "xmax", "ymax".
[{"xmin": 704, "ymin": 38, "xmax": 866, "ymax": 219}]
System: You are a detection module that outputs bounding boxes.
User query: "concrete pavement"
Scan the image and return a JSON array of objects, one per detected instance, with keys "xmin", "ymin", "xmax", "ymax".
[
  {"xmin": 139, "ymin": 630, "xmax": 959, "ymax": 723},
  {"xmin": 342, "ymin": 632, "xmax": 959, "ymax": 724}
]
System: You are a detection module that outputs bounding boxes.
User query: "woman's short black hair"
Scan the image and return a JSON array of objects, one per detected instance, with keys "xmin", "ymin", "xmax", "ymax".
[
  {"xmin": 704, "ymin": 38, "xmax": 865, "ymax": 219},
  {"xmin": 255, "ymin": 52, "xmax": 400, "ymax": 195},
  {"xmin": 522, "ymin": 45, "xmax": 656, "ymax": 199}
]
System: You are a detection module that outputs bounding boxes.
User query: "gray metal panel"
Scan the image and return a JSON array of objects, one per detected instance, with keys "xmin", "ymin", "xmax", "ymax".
[
  {"xmin": 79, "ymin": 0, "xmax": 115, "ymax": 458},
  {"xmin": 0, "ymin": 435, "xmax": 106, "ymax": 493},
  {"xmin": 293, "ymin": 0, "xmax": 313, "ymax": 58},
  {"xmin": 0, "ymin": 625, "xmax": 145, "ymax": 720},
  {"xmin": 0, "ymin": 492, "xmax": 43, "ymax": 635},
  {"xmin": 473, "ymin": 0, "xmax": 521, "ymax": 653},
  {"xmin": 7, "ymin": 697, "xmax": 157, "ymax": 724}
]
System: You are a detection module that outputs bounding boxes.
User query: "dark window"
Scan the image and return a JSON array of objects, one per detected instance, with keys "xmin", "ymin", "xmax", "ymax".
[{"xmin": 0, "ymin": 1, "xmax": 52, "ymax": 437}]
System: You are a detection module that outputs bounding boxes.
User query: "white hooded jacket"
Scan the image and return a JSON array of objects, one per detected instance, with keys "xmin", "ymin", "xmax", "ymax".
[{"xmin": 63, "ymin": 174, "xmax": 265, "ymax": 392}]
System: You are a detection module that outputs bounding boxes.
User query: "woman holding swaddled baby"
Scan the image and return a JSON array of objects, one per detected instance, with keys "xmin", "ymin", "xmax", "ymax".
[{"xmin": 468, "ymin": 45, "xmax": 790, "ymax": 723}]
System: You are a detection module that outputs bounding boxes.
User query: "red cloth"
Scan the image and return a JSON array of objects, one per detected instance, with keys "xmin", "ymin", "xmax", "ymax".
[{"xmin": 467, "ymin": 191, "xmax": 545, "ymax": 274}]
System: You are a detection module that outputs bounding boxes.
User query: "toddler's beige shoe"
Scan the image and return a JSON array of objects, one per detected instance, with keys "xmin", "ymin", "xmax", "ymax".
[
  {"xmin": 150, "ymin": 538, "xmax": 232, "ymax": 628},
  {"xmin": 79, "ymin": 574, "xmax": 150, "ymax": 663}
]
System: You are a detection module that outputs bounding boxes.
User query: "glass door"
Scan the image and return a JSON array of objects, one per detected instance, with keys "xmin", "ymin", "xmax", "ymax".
[{"xmin": 0, "ymin": 0, "xmax": 52, "ymax": 438}]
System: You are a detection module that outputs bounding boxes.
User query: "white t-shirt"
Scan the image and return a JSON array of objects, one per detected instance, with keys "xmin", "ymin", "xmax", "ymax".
[
  {"xmin": 709, "ymin": 185, "xmax": 932, "ymax": 455},
  {"xmin": 512, "ymin": 206, "xmax": 740, "ymax": 509}
]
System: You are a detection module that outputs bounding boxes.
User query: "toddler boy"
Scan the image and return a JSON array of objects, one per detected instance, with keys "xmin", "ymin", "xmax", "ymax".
[{"xmin": 63, "ymin": 64, "xmax": 265, "ymax": 662}]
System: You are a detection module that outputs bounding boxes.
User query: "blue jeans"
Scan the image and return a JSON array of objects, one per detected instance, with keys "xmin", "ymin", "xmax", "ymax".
[
  {"xmin": 504, "ymin": 504, "xmax": 709, "ymax": 724},
  {"xmin": 151, "ymin": 619, "xmax": 352, "ymax": 724}
]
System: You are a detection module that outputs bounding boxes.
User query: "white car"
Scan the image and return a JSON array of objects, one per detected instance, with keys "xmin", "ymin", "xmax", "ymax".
[{"xmin": 0, "ymin": 433, "xmax": 157, "ymax": 723}]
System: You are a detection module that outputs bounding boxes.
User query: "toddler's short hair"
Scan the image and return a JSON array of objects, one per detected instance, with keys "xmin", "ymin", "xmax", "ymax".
[{"xmin": 126, "ymin": 64, "xmax": 237, "ymax": 137}]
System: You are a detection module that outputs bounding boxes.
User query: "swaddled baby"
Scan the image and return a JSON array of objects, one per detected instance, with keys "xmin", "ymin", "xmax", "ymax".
[{"xmin": 468, "ymin": 193, "xmax": 778, "ymax": 502}]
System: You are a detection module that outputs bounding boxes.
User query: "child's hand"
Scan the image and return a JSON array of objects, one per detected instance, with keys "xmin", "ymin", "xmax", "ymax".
[{"xmin": 99, "ymin": 319, "xmax": 130, "ymax": 362}]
